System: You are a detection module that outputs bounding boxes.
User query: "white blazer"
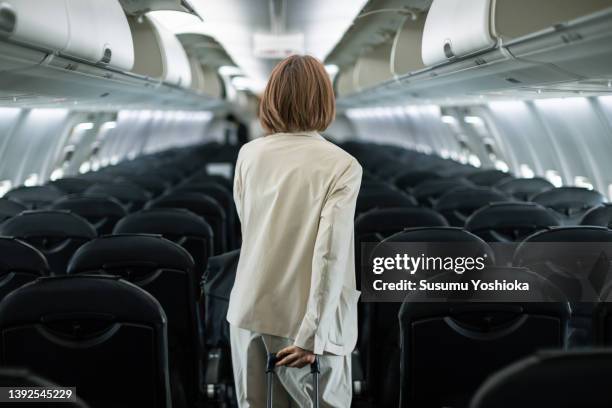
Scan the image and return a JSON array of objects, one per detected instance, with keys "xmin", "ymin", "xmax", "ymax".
[{"xmin": 227, "ymin": 131, "xmax": 362, "ymax": 355}]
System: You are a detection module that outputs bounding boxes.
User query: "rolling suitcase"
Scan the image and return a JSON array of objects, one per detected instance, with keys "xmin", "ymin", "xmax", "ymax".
[{"xmin": 266, "ymin": 352, "xmax": 320, "ymax": 408}]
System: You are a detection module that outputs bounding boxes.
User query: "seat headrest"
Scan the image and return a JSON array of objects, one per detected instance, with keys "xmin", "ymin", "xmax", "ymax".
[
  {"xmin": 147, "ymin": 192, "xmax": 226, "ymax": 217},
  {"xmin": 0, "ymin": 198, "xmax": 27, "ymax": 221},
  {"xmin": 466, "ymin": 202, "xmax": 560, "ymax": 231},
  {"xmin": 466, "ymin": 170, "xmax": 513, "ymax": 187},
  {"xmin": 51, "ymin": 194, "xmax": 127, "ymax": 217},
  {"xmin": 413, "ymin": 178, "xmax": 473, "ymax": 199},
  {"xmin": 0, "ymin": 210, "xmax": 97, "ymax": 238},
  {"xmin": 4, "ymin": 185, "xmax": 64, "ymax": 203},
  {"xmin": 0, "ymin": 275, "xmax": 165, "ymax": 326},
  {"xmin": 84, "ymin": 182, "xmax": 151, "ymax": 202},
  {"xmin": 581, "ymin": 203, "xmax": 612, "ymax": 227},
  {"xmin": 113, "ymin": 208, "xmax": 213, "ymax": 237},
  {"xmin": 356, "ymin": 207, "xmax": 448, "ymax": 232},
  {"xmin": 531, "ymin": 187, "xmax": 605, "ymax": 215},
  {"xmin": 0, "ymin": 237, "xmax": 49, "ymax": 275},
  {"xmin": 496, "ymin": 177, "xmax": 553, "ymax": 198},
  {"xmin": 357, "ymin": 190, "xmax": 418, "ymax": 211},
  {"xmin": 435, "ymin": 187, "xmax": 509, "ymax": 211},
  {"xmin": 470, "ymin": 349, "xmax": 612, "ymax": 408},
  {"xmin": 67, "ymin": 234, "xmax": 194, "ymax": 274},
  {"xmin": 393, "ymin": 171, "xmax": 441, "ymax": 190},
  {"xmin": 49, "ymin": 178, "xmax": 95, "ymax": 194}
]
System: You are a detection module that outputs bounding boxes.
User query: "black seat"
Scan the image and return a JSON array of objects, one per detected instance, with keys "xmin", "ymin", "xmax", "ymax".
[
  {"xmin": 466, "ymin": 169, "xmax": 513, "ymax": 186},
  {"xmin": 148, "ymin": 192, "xmax": 227, "ymax": 254},
  {"xmin": 581, "ymin": 203, "xmax": 612, "ymax": 227},
  {"xmin": 393, "ymin": 171, "xmax": 441, "ymax": 191},
  {"xmin": 187, "ymin": 171, "xmax": 233, "ymax": 192},
  {"xmin": 434, "ymin": 187, "xmax": 509, "ymax": 227},
  {"xmin": 67, "ymin": 235, "xmax": 200, "ymax": 408},
  {"xmin": 514, "ymin": 227, "xmax": 612, "ymax": 303},
  {"xmin": 117, "ymin": 175, "xmax": 169, "ymax": 197},
  {"xmin": 412, "ymin": 178, "xmax": 474, "ymax": 207},
  {"xmin": 470, "ymin": 350, "xmax": 612, "ymax": 408},
  {"xmin": 0, "ymin": 210, "xmax": 96, "ymax": 275},
  {"xmin": 399, "ymin": 267, "xmax": 569, "ymax": 408},
  {"xmin": 496, "ymin": 177, "xmax": 553, "ymax": 201},
  {"xmin": 173, "ymin": 182, "xmax": 236, "ymax": 249},
  {"xmin": 0, "ymin": 198, "xmax": 26, "ymax": 222},
  {"xmin": 0, "ymin": 237, "xmax": 49, "ymax": 301},
  {"xmin": 356, "ymin": 190, "xmax": 417, "ymax": 217},
  {"xmin": 0, "ymin": 275, "xmax": 171, "ymax": 408},
  {"xmin": 363, "ymin": 227, "xmax": 495, "ymax": 407},
  {"xmin": 49, "ymin": 178, "xmax": 95, "ymax": 194},
  {"xmin": 0, "ymin": 368, "xmax": 90, "ymax": 407},
  {"xmin": 113, "ymin": 208, "xmax": 214, "ymax": 283},
  {"xmin": 4, "ymin": 185, "xmax": 65, "ymax": 209},
  {"xmin": 84, "ymin": 182, "xmax": 151, "ymax": 212},
  {"xmin": 50, "ymin": 195, "xmax": 127, "ymax": 235},
  {"xmin": 466, "ymin": 202, "xmax": 560, "ymax": 242},
  {"xmin": 531, "ymin": 187, "xmax": 605, "ymax": 225}
]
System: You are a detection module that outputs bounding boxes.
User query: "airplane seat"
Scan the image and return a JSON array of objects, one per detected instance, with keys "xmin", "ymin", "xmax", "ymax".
[
  {"xmin": 514, "ymin": 226, "xmax": 612, "ymax": 345},
  {"xmin": 465, "ymin": 202, "xmax": 560, "ymax": 242},
  {"xmin": 466, "ymin": 169, "xmax": 514, "ymax": 187},
  {"xmin": 0, "ymin": 367, "xmax": 91, "ymax": 407},
  {"xmin": 355, "ymin": 190, "xmax": 418, "ymax": 218},
  {"xmin": 392, "ymin": 170, "xmax": 441, "ymax": 192},
  {"xmin": 50, "ymin": 194, "xmax": 128, "ymax": 236},
  {"xmin": 0, "ymin": 198, "xmax": 27, "ymax": 223},
  {"xmin": 531, "ymin": 187, "xmax": 606, "ymax": 225},
  {"xmin": 0, "ymin": 210, "xmax": 96, "ymax": 275},
  {"xmin": 113, "ymin": 208, "xmax": 214, "ymax": 286},
  {"xmin": 0, "ymin": 237, "xmax": 49, "ymax": 301},
  {"xmin": 186, "ymin": 171, "xmax": 234, "ymax": 192},
  {"xmin": 412, "ymin": 177, "xmax": 474, "ymax": 207},
  {"xmin": 363, "ymin": 227, "xmax": 495, "ymax": 408},
  {"xmin": 84, "ymin": 182, "xmax": 151, "ymax": 212},
  {"xmin": 0, "ymin": 275, "xmax": 171, "ymax": 408},
  {"xmin": 4, "ymin": 185, "xmax": 65, "ymax": 209},
  {"xmin": 470, "ymin": 350, "xmax": 612, "ymax": 408},
  {"xmin": 434, "ymin": 187, "xmax": 510, "ymax": 227},
  {"xmin": 172, "ymin": 182, "xmax": 237, "ymax": 249},
  {"xmin": 496, "ymin": 177, "xmax": 554, "ymax": 201},
  {"xmin": 147, "ymin": 192, "xmax": 227, "ymax": 254},
  {"xmin": 48, "ymin": 177, "xmax": 95, "ymax": 194},
  {"xmin": 150, "ymin": 167, "xmax": 189, "ymax": 185},
  {"xmin": 67, "ymin": 234, "xmax": 200, "ymax": 408},
  {"xmin": 580, "ymin": 203, "xmax": 612, "ymax": 227},
  {"xmin": 399, "ymin": 267, "xmax": 569, "ymax": 408},
  {"xmin": 77, "ymin": 172, "xmax": 118, "ymax": 184},
  {"xmin": 115, "ymin": 175, "xmax": 170, "ymax": 197}
]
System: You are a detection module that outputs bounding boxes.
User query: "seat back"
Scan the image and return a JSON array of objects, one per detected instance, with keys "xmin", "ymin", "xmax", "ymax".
[
  {"xmin": 514, "ymin": 227, "xmax": 612, "ymax": 303},
  {"xmin": 434, "ymin": 187, "xmax": 509, "ymax": 227},
  {"xmin": 49, "ymin": 178, "xmax": 94, "ymax": 194},
  {"xmin": 393, "ymin": 171, "xmax": 441, "ymax": 191},
  {"xmin": 0, "ymin": 368, "xmax": 90, "ymax": 407},
  {"xmin": 412, "ymin": 178, "xmax": 474, "ymax": 207},
  {"xmin": 0, "ymin": 210, "xmax": 96, "ymax": 275},
  {"xmin": 67, "ymin": 234, "xmax": 199, "ymax": 406},
  {"xmin": 466, "ymin": 202, "xmax": 560, "ymax": 242},
  {"xmin": 113, "ymin": 208, "xmax": 214, "ymax": 282},
  {"xmin": 0, "ymin": 237, "xmax": 49, "ymax": 301},
  {"xmin": 84, "ymin": 182, "xmax": 151, "ymax": 212},
  {"xmin": 581, "ymin": 203, "xmax": 612, "ymax": 227},
  {"xmin": 466, "ymin": 169, "xmax": 513, "ymax": 186},
  {"xmin": 531, "ymin": 187, "xmax": 606, "ymax": 224},
  {"xmin": 470, "ymin": 350, "xmax": 612, "ymax": 408},
  {"xmin": 0, "ymin": 275, "xmax": 171, "ymax": 408},
  {"xmin": 147, "ymin": 192, "xmax": 227, "ymax": 254},
  {"xmin": 356, "ymin": 190, "xmax": 417, "ymax": 217},
  {"xmin": 50, "ymin": 195, "xmax": 127, "ymax": 236},
  {"xmin": 496, "ymin": 177, "xmax": 553, "ymax": 201},
  {"xmin": 0, "ymin": 198, "xmax": 26, "ymax": 223},
  {"xmin": 4, "ymin": 185, "xmax": 65, "ymax": 209},
  {"xmin": 399, "ymin": 267, "xmax": 569, "ymax": 408},
  {"xmin": 363, "ymin": 227, "xmax": 495, "ymax": 407},
  {"xmin": 116, "ymin": 175, "xmax": 169, "ymax": 197}
]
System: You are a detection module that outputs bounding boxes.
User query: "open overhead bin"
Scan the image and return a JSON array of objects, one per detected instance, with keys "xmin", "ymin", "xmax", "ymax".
[
  {"xmin": 119, "ymin": 0, "xmax": 198, "ymax": 17},
  {"xmin": 0, "ymin": 0, "xmax": 134, "ymax": 71},
  {"xmin": 128, "ymin": 14, "xmax": 192, "ymax": 88}
]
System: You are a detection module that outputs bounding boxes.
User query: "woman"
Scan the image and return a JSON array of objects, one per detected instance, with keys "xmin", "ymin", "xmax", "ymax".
[{"xmin": 227, "ymin": 55, "xmax": 362, "ymax": 407}]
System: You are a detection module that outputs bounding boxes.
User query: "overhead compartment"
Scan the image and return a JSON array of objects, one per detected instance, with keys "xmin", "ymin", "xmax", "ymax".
[
  {"xmin": 353, "ymin": 42, "xmax": 395, "ymax": 91},
  {"xmin": 128, "ymin": 15, "xmax": 192, "ymax": 88},
  {"xmin": 422, "ymin": 0, "xmax": 612, "ymax": 67},
  {"xmin": 1, "ymin": 0, "xmax": 134, "ymax": 71},
  {"xmin": 119, "ymin": 0, "xmax": 198, "ymax": 16},
  {"xmin": 391, "ymin": 13, "xmax": 426, "ymax": 77}
]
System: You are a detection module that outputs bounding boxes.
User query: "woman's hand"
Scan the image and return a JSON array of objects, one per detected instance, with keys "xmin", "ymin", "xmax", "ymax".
[{"xmin": 275, "ymin": 345, "xmax": 316, "ymax": 368}]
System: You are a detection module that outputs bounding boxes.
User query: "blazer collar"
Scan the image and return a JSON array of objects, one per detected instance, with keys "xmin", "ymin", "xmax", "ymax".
[{"xmin": 270, "ymin": 131, "xmax": 324, "ymax": 140}]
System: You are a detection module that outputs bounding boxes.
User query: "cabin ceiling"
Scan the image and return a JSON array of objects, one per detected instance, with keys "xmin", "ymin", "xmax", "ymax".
[{"xmin": 153, "ymin": 0, "xmax": 370, "ymax": 92}]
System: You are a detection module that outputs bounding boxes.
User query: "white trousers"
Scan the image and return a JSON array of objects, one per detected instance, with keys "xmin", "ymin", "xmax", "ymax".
[{"xmin": 230, "ymin": 324, "xmax": 352, "ymax": 408}]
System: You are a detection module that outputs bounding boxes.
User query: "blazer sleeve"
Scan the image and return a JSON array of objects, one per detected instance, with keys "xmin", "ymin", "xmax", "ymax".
[
  {"xmin": 233, "ymin": 150, "xmax": 243, "ymax": 223},
  {"xmin": 294, "ymin": 158, "xmax": 362, "ymax": 354}
]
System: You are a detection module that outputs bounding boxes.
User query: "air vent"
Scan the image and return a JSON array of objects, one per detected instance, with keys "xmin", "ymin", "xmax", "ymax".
[{"xmin": 0, "ymin": 2, "xmax": 16, "ymax": 35}]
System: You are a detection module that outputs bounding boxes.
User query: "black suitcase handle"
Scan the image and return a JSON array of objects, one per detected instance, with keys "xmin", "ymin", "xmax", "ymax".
[{"xmin": 266, "ymin": 352, "xmax": 320, "ymax": 408}]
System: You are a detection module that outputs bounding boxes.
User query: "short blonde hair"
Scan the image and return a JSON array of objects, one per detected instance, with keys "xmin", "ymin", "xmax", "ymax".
[{"xmin": 259, "ymin": 55, "xmax": 335, "ymax": 134}]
